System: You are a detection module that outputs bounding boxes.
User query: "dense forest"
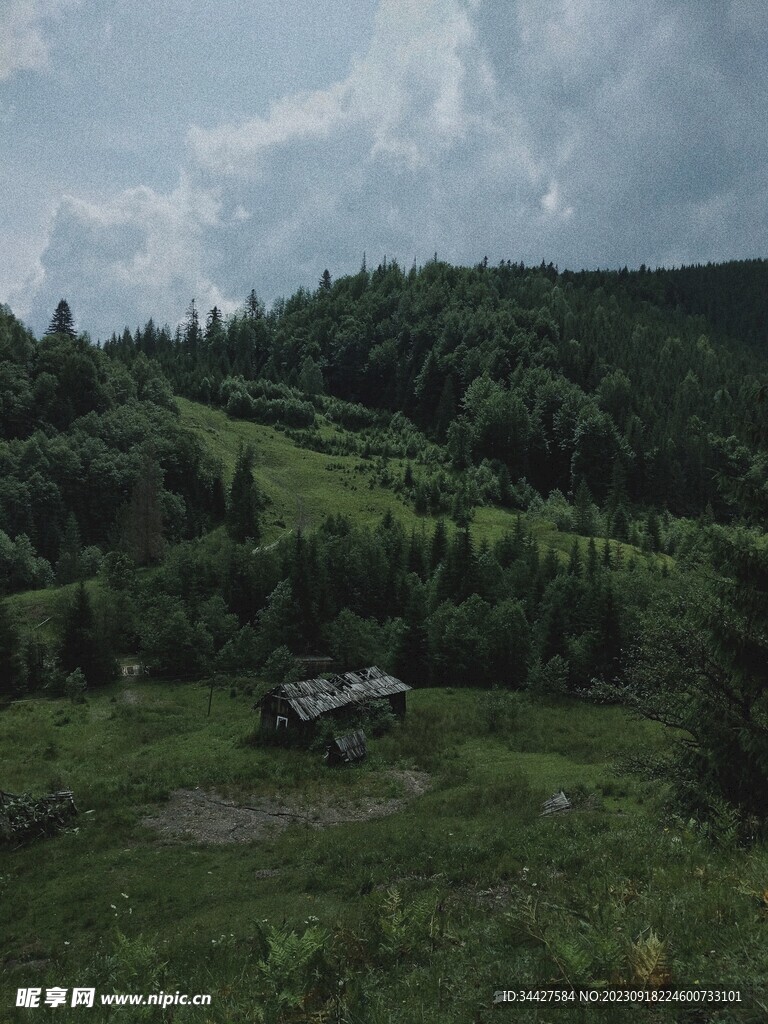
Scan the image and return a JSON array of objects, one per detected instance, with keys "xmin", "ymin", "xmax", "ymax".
[{"xmin": 1, "ymin": 257, "xmax": 768, "ymax": 826}]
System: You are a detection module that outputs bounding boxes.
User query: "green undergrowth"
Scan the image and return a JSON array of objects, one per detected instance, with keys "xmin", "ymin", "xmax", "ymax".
[{"xmin": 2, "ymin": 683, "xmax": 767, "ymax": 1022}]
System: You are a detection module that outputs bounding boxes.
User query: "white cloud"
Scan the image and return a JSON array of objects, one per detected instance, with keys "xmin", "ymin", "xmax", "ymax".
[
  {"xmin": 541, "ymin": 182, "xmax": 573, "ymax": 220},
  {"xmin": 0, "ymin": 0, "xmax": 77, "ymax": 81},
  {"xmin": 19, "ymin": 0, "xmax": 768, "ymax": 337},
  {"xmin": 28, "ymin": 178, "xmax": 237, "ymax": 334}
]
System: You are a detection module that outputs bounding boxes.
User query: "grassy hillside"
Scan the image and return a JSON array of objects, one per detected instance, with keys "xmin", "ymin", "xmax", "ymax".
[
  {"xmin": 177, "ymin": 397, "xmax": 413, "ymax": 541},
  {"xmin": 4, "ymin": 398, "xmax": 670, "ymax": 643},
  {"xmin": 177, "ymin": 397, "xmax": 670, "ymax": 561},
  {"xmin": 2, "ymin": 682, "xmax": 766, "ymax": 1022}
]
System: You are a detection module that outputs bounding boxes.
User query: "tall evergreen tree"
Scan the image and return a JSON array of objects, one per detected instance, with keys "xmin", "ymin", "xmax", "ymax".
[
  {"xmin": 60, "ymin": 583, "xmax": 113, "ymax": 687},
  {"xmin": 46, "ymin": 299, "xmax": 77, "ymax": 338},
  {"xmin": 430, "ymin": 519, "xmax": 448, "ymax": 571},
  {"xmin": 573, "ymin": 478, "xmax": 595, "ymax": 536},
  {"xmin": 622, "ymin": 529, "xmax": 768, "ymax": 821},
  {"xmin": 183, "ymin": 299, "xmax": 201, "ymax": 358},
  {"xmin": 227, "ymin": 444, "xmax": 261, "ymax": 543}
]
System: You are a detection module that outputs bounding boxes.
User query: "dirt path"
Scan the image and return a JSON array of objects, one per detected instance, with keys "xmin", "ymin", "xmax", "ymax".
[{"xmin": 142, "ymin": 769, "xmax": 430, "ymax": 845}]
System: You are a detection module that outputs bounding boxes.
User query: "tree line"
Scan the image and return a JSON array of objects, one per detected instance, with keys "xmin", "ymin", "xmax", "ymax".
[{"xmin": 102, "ymin": 259, "xmax": 768, "ymax": 518}]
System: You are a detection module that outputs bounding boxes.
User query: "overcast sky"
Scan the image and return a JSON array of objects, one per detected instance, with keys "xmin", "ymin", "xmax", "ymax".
[{"xmin": 2, "ymin": 0, "xmax": 767, "ymax": 340}]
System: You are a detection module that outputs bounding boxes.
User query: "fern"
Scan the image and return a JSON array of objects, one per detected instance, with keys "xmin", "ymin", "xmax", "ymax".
[
  {"xmin": 512, "ymin": 892, "xmax": 627, "ymax": 988},
  {"xmin": 254, "ymin": 923, "xmax": 330, "ymax": 1023},
  {"xmin": 550, "ymin": 936, "xmax": 593, "ymax": 984},
  {"xmin": 707, "ymin": 795, "xmax": 741, "ymax": 847},
  {"xmin": 377, "ymin": 885, "xmax": 442, "ymax": 958},
  {"xmin": 588, "ymin": 932, "xmax": 625, "ymax": 985},
  {"xmin": 629, "ymin": 928, "xmax": 671, "ymax": 988}
]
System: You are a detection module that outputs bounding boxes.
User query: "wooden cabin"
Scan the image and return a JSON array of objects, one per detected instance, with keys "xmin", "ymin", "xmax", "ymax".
[{"xmin": 259, "ymin": 666, "xmax": 410, "ymax": 737}]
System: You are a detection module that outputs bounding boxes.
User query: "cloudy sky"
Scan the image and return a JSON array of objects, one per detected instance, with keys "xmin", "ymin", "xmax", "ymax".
[{"xmin": 2, "ymin": 0, "xmax": 767, "ymax": 340}]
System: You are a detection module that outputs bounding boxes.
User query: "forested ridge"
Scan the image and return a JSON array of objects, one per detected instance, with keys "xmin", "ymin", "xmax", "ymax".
[
  {"xmin": 103, "ymin": 257, "xmax": 768, "ymax": 516},
  {"xmin": 1, "ymin": 257, "xmax": 768, "ymax": 825}
]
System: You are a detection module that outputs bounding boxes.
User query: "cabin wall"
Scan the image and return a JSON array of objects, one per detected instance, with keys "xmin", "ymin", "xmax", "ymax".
[
  {"xmin": 388, "ymin": 692, "xmax": 407, "ymax": 718},
  {"xmin": 260, "ymin": 697, "xmax": 303, "ymax": 734}
]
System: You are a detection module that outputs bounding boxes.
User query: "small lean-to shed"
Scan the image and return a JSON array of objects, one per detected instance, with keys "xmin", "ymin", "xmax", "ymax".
[
  {"xmin": 259, "ymin": 666, "xmax": 410, "ymax": 736},
  {"xmin": 325, "ymin": 729, "xmax": 367, "ymax": 766}
]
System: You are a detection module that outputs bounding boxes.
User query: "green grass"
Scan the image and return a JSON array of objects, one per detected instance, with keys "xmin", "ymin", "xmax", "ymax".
[
  {"xmin": 177, "ymin": 398, "xmax": 412, "ymax": 543},
  {"xmin": 179, "ymin": 397, "xmax": 670, "ymax": 564},
  {"xmin": 2, "ymin": 682, "xmax": 767, "ymax": 1022}
]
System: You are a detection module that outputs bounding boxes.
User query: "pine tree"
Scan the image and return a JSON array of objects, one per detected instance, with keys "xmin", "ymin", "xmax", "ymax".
[
  {"xmin": 434, "ymin": 376, "xmax": 457, "ymax": 443},
  {"xmin": 430, "ymin": 519, "xmax": 448, "ymax": 571},
  {"xmin": 623, "ymin": 529, "xmax": 768, "ymax": 820},
  {"xmin": 646, "ymin": 508, "xmax": 662, "ymax": 551},
  {"xmin": 573, "ymin": 478, "xmax": 595, "ymax": 536},
  {"xmin": 395, "ymin": 576, "xmax": 430, "ymax": 686},
  {"xmin": 227, "ymin": 444, "xmax": 261, "ymax": 543},
  {"xmin": 407, "ymin": 529, "xmax": 426, "ymax": 578},
  {"xmin": 586, "ymin": 536, "xmax": 599, "ymax": 579},
  {"xmin": 183, "ymin": 299, "xmax": 200, "ymax": 358},
  {"xmin": 60, "ymin": 583, "xmax": 113, "ymax": 687},
  {"xmin": 595, "ymin": 582, "xmax": 622, "ymax": 679},
  {"xmin": 46, "ymin": 299, "xmax": 77, "ymax": 338},
  {"xmin": 602, "ymin": 538, "xmax": 612, "ymax": 569},
  {"xmin": 567, "ymin": 538, "xmax": 582, "ymax": 575}
]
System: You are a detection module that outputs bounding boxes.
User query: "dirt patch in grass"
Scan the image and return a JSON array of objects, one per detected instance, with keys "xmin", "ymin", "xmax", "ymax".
[{"xmin": 143, "ymin": 769, "xmax": 430, "ymax": 845}]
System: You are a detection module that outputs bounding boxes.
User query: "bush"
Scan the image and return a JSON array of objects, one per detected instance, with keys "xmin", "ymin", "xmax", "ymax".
[
  {"xmin": 527, "ymin": 656, "xmax": 569, "ymax": 697},
  {"xmin": 477, "ymin": 687, "xmax": 524, "ymax": 735}
]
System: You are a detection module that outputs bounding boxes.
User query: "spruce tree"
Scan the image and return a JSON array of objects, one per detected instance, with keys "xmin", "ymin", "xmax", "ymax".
[
  {"xmin": 573, "ymin": 478, "xmax": 595, "ymax": 536},
  {"xmin": 429, "ymin": 519, "xmax": 448, "ymax": 571},
  {"xmin": 567, "ymin": 538, "xmax": 582, "ymax": 575},
  {"xmin": 227, "ymin": 445, "xmax": 261, "ymax": 543},
  {"xmin": 623, "ymin": 529, "xmax": 768, "ymax": 821},
  {"xmin": 46, "ymin": 299, "xmax": 77, "ymax": 338},
  {"xmin": 60, "ymin": 583, "xmax": 113, "ymax": 687}
]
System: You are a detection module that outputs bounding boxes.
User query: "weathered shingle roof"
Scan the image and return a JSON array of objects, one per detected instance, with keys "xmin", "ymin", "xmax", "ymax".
[
  {"xmin": 264, "ymin": 666, "xmax": 410, "ymax": 722},
  {"xmin": 328, "ymin": 729, "xmax": 367, "ymax": 763}
]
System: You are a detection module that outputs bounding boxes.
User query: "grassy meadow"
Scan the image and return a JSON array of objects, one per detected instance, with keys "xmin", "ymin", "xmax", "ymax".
[{"xmin": 2, "ymin": 680, "xmax": 767, "ymax": 1022}]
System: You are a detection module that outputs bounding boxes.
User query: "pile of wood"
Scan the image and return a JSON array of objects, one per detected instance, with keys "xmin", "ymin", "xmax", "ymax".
[
  {"xmin": 0, "ymin": 789, "xmax": 78, "ymax": 845},
  {"xmin": 540, "ymin": 791, "xmax": 572, "ymax": 815}
]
